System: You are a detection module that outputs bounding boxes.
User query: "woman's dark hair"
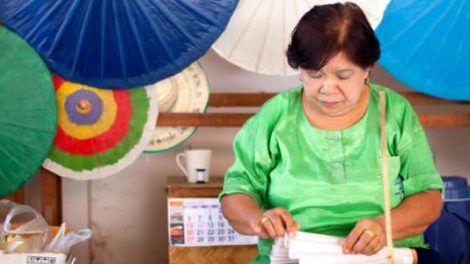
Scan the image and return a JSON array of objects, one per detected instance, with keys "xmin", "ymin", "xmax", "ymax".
[{"xmin": 286, "ymin": 2, "xmax": 380, "ymax": 71}]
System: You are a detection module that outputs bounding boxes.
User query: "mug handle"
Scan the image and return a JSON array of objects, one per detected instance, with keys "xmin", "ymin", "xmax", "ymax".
[{"xmin": 176, "ymin": 153, "xmax": 188, "ymax": 177}]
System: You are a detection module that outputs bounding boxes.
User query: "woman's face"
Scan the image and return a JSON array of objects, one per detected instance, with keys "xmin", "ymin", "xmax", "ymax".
[{"xmin": 300, "ymin": 52, "xmax": 371, "ymax": 117}]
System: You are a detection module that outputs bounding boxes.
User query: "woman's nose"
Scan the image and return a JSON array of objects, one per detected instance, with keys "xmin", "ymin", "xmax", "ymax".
[{"xmin": 320, "ymin": 79, "xmax": 336, "ymax": 94}]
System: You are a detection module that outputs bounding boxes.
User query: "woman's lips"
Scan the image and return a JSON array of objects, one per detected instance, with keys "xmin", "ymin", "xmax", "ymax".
[{"xmin": 319, "ymin": 100, "xmax": 341, "ymax": 108}]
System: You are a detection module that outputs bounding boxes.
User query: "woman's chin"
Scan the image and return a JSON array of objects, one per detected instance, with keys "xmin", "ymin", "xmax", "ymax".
[
  {"xmin": 318, "ymin": 103, "xmax": 349, "ymax": 117},
  {"xmin": 321, "ymin": 101, "xmax": 341, "ymax": 109}
]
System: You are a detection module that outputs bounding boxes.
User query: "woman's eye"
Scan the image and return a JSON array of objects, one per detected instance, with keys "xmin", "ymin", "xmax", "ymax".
[
  {"xmin": 309, "ymin": 74, "xmax": 322, "ymax": 79},
  {"xmin": 338, "ymin": 75, "xmax": 350, "ymax": 80}
]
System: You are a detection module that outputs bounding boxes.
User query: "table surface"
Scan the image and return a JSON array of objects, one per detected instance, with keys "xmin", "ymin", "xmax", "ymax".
[{"xmin": 166, "ymin": 176, "xmax": 224, "ymax": 198}]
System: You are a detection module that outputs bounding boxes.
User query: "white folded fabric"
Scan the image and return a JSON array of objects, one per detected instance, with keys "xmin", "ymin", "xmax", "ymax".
[{"xmin": 270, "ymin": 231, "xmax": 413, "ymax": 264}]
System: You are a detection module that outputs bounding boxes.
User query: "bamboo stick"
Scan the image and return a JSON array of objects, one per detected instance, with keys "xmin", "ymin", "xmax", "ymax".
[{"xmin": 380, "ymin": 91, "xmax": 394, "ymax": 264}]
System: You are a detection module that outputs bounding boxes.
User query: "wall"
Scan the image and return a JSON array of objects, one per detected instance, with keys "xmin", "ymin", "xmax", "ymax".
[{"xmin": 59, "ymin": 49, "xmax": 470, "ymax": 264}]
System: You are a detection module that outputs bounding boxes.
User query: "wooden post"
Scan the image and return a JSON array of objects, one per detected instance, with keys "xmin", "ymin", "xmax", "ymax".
[{"xmin": 40, "ymin": 168, "xmax": 62, "ymax": 226}]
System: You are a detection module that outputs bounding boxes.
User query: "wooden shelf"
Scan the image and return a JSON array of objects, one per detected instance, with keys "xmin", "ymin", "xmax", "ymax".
[
  {"xmin": 157, "ymin": 92, "xmax": 470, "ymax": 128},
  {"xmin": 158, "ymin": 112, "xmax": 470, "ymax": 128},
  {"xmin": 207, "ymin": 92, "xmax": 470, "ymax": 107}
]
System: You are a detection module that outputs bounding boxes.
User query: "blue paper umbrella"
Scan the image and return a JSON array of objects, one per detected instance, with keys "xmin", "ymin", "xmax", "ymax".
[
  {"xmin": 0, "ymin": 0, "xmax": 238, "ymax": 89},
  {"xmin": 376, "ymin": 0, "xmax": 470, "ymax": 100}
]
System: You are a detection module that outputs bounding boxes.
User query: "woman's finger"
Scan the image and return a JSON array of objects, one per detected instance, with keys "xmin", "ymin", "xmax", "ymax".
[
  {"xmin": 361, "ymin": 236, "xmax": 380, "ymax": 255},
  {"xmin": 260, "ymin": 216, "xmax": 278, "ymax": 238},
  {"xmin": 250, "ymin": 219, "xmax": 269, "ymax": 239},
  {"xmin": 352, "ymin": 229, "xmax": 374, "ymax": 254},
  {"xmin": 371, "ymin": 235, "xmax": 386, "ymax": 254},
  {"xmin": 267, "ymin": 214, "xmax": 286, "ymax": 237},
  {"xmin": 363, "ymin": 234, "xmax": 385, "ymax": 255},
  {"xmin": 342, "ymin": 225, "xmax": 363, "ymax": 254},
  {"xmin": 278, "ymin": 210, "xmax": 300, "ymax": 236}
]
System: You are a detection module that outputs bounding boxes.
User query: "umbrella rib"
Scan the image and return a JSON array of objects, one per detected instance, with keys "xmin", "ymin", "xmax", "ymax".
[
  {"xmin": 228, "ymin": 0, "xmax": 264, "ymax": 59},
  {"xmin": 382, "ymin": 0, "xmax": 441, "ymax": 49},
  {"xmin": 427, "ymin": 0, "xmax": 464, "ymax": 76},
  {"xmin": 0, "ymin": 169, "xmax": 9, "ymax": 187},
  {"xmin": 176, "ymin": 1, "xmax": 220, "ymax": 29},
  {"xmin": 0, "ymin": 123, "xmax": 55, "ymax": 135},
  {"xmin": 110, "ymin": 0, "xmax": 128, "ymax": 79},
  {"xmin": 153, "ymin": 2, "xmax": 200, "ymax": 55},
  {"xmin": 404, "ymin": 1, "xmax": 456, "ymax": 65},
  {"xmin": 100, "ymin": 0, "xmax": 107, "ymax": 78},
  {"xmin": 386, "ymin": 0, "xmax": 416, "ymax": 15},
  {"xmin": 282, "ymin": 0, "xmax": 287, "ymax": 75},
  {"xmin": 449, "ymin": 1, "xmax": 470, "ymax": 89},
  {"xmin": 121, "ymin": 0, "xmax": 150, "ymax": 74},
  {"xmin": 236, "ymin": 0, "xmax": 249, "ymax": 11},
  {"xmin": 255, "ymin": 0, "xmax": 275, "ymax": 72},
  {"xmin": 293, "ymin": 0, "xmax": 300, "ymax": 24},
  {"xmin": 303, "ymin": 0, "xmax": 310, "ymax": 10},
  {"xmin": 46, "ymin": 0, "xmax": 82, "ymax": 59},
  {"xmin": 1, "ymin": 0, "xmax": 34, "ymax": 22},
  {"xmin": 0, "ymin": 133, "xmax": 47, "ymax": 156},
  {"xmin": 71, "ymin": 0, "xmax": 95, "ymax": 76},
  {"xmin": 0, "ymin": 144, "xmax": 22, "ymax": 189},
  {"xmin": 24, "ymin": 0, "xmax": 62, "ymax": 42},
  {"xmin": 138, "ymin": 1, "xmax": 178, "ymax": 67}
]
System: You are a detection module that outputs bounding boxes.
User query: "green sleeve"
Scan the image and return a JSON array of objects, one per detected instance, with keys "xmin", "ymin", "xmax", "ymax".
[
  {"xmin": 395, "ymin": 100, "xmax": 444, "ymax": 197},
  {"xmin": 218, "ymin": 101, "xmax": 281, "ymax": 209}
]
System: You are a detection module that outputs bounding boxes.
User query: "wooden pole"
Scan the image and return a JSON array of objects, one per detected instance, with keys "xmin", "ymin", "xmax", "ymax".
[
  {"xmin": 380, "ymin": 91, "xmax": 394, "ymax": 264},
  {"xmin": 40, "ymin": 168, "xmax": 62, "ymax": 226}
]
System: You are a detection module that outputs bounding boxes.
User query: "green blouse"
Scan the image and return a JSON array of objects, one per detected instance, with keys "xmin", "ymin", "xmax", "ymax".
[{"xmin": 220, "ymin": 84, "xmax": 444, "ymax": 263}]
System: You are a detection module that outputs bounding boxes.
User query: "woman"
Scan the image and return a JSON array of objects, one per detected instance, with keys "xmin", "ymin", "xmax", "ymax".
[{"xmin": 219, "ymin": 2, "xmax": 444, "ymax": 264}]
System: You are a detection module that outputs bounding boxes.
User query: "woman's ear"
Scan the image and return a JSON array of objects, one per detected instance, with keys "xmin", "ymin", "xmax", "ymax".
[
  {"xmin": 298, "ymin": 68, "xmax": 304, "ymax": 83},
  {"xmin": 364, "ymin": 67, "xmax": 372, "ymax": 83}
]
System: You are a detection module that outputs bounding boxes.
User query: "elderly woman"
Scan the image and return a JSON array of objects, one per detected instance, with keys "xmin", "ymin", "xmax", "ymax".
[{"xmin": 219, "ymin": 2, "xmax": 444, "ymax": 264}]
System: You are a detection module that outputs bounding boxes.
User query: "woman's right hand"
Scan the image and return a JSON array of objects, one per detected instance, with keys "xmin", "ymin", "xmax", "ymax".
[{"xmin": 250, "ymin": 207, "xmax": 300, "ymax": 239}]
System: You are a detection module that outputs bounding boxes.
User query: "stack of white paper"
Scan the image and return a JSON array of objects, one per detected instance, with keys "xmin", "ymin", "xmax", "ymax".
[{"xmin": 270, "ymin": 231, "xmax": 413, "ymax": 264}]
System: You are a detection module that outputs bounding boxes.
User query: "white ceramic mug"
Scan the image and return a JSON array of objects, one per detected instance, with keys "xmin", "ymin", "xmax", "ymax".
[{"xmin": 176, "ymin": 149, "xmax": 212, "ymax": 183}]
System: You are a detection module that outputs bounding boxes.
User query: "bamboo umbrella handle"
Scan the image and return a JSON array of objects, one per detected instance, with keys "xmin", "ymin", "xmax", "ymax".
[{"xmin": 380, "ymin": 91, "xmax": 394, "ymax": 264}]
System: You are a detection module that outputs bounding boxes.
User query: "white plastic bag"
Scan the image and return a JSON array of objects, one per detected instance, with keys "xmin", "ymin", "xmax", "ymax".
[
  {"xmin": 2, "ymin": 202, "xmax": 51, "ymax": 253},
  {"xmin": 46, "ymin": 223, "xmax": 92, "ymax": 254}
]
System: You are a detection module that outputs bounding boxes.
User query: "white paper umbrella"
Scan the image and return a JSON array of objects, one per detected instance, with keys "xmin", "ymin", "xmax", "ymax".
[
  {"xmin": 144, "ymin": 63, "xmax": 209, "ymax": 153},
  {"xmin": 212, "ymin": 0, "xmax": 390, "ymax": 76}
]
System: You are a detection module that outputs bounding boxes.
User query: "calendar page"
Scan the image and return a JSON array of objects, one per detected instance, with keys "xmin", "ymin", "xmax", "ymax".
[{"xmin": 168, "ymin": 198, "xmax": 258, "ymax": 246}]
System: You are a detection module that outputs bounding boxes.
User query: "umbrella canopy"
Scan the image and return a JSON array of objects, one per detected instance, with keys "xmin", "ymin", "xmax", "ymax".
[
  {"xmin": 212, "ymin": 0, "xmax": 390, "ymax": 76},
  {"xmin": 42, "ymin": 76, "xmax": 158, "ymax": 180},
  {"xmin": 0, "ymin": 0, "xmax": 239, "ymax": 89},
  {"xmin": 376, "ymin": 0, "xmax": 470, "ymax": 100},
  {"xmin": 0, "ymin": 27, "xmax": 57, "ymax": 197},
  {"xmin": 144, "ymin": 62, "xmax": 209, "ymax": 153}
]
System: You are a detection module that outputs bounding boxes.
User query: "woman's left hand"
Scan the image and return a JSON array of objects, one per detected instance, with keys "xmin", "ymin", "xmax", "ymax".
[{"xmin": 341, "ymin": 218, "xmax": 386, "ymax": 256}]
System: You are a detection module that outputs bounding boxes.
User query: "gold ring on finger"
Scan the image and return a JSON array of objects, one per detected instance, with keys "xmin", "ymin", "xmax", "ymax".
[
  {"xmin": 261, "ymin": 216, "xmax": 271, "ymax": 224},
  {"xmin": 364, "ymin": 229, "xmax": 376, "ymax": 238}
]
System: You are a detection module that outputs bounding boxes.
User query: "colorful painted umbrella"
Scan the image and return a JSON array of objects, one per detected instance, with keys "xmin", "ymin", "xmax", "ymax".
[
  {"xmin": 144, "ymin": 62, "xmax": 209, "ymax": 153},
  {"xmin": 0, "ymin": 0, "xmax": 239, "ymax": 89},
  {"xmin": 42, "ymin": 76, "xmax": 158, "ymax": 180},
  {"xmin": 376, "ymin": 0, "xmax": 470, "ymax": 100},
  {"xmin": 0, "ymin": 26, "xmax": 57, "ymax": 197},
  {"xmin": 212, "ymin": 0, "xmax": 390, "ymax": 76}
]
